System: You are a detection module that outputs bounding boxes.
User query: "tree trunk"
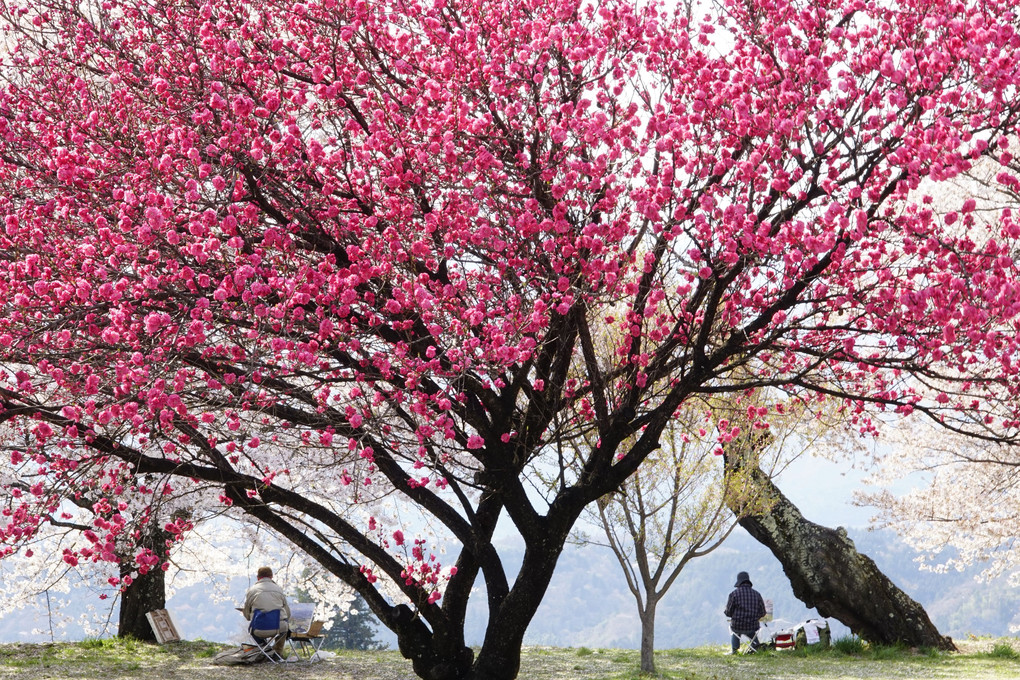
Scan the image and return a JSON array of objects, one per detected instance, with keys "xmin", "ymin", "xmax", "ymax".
[
  {"xmin": 470, "ymin": 532, "xmax": 572, "ymax": 680},
  {"xmin": 726, "ymin": 459, "xmax": 956, "ymax": 651},
  {"xmin": 118, "ymin": 561, "xmax": 167, "ymax": 641},
  {"xmin": 639, "ymin": 598, "xmax": 657, "ymax": 674},
  {"xmin": 117, "ymin": 523, "xmax": 171, "ymax": 641}
]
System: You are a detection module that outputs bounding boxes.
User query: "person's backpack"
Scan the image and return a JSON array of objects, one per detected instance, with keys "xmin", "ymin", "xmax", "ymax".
[
  {"xmin": 794, "ymin": 619, "xmax": 831, "ymax": 648},
  {"xmin": 774, "ymin": 631, "xmax": 796, "ymax": 649}
]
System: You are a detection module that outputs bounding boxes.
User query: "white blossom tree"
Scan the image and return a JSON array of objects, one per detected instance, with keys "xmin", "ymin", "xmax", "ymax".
[{"xmin": 861, "ymin": 421, "xmax": 1020, "ymax": 588}]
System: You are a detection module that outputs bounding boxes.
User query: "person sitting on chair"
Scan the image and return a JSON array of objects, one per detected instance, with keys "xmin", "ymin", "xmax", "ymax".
[
  {"xmin": 724, "ymin": 570, "xmax": 767, "ymax": 654},
  {"xmin": 243, "ymin": 566, "xmax": 291, "ymax": 658}
]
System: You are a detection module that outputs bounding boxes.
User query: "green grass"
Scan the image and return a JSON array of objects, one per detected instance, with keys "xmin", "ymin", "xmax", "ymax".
[
  {"xmin": 984, "ymin": 642, "xmax": 1020, "ymax": 660},
  {"xmin": 76, "ymin": 637, "xmax": 108, "ymax": 650},
  {"xmin": 191, "ymin": 641, "xmax": 221, "ymax": 659},
  {"xmin": 830, "ymin": 634, "xmax": 866, "ymax": 655},
  {"xmin": 788, "ymin": 640, "xmax": 832, "ymax": 657},
  {"xmin": 523, "ymin": 640, "xmax": 1020, "ymax": 680},
  {"xmin": 869, "ymin": 641, "xmax": 911, "ymax": 660},
  {"xmin": 0, "ymin": 645, "xmax": 59, "ymax": 668},
  {"xmin": 0, "ymin": 638, "xmax": 216, "ymax": 676},
  {"xmin": 0, "ymin": 636, "xmax": 1017, "ymax": 679}
]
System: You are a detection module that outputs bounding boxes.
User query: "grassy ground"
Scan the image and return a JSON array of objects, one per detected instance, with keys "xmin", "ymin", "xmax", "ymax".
[{"xmin": 0, "ymin": 636, "xmax": 1017, "ymax": 679}]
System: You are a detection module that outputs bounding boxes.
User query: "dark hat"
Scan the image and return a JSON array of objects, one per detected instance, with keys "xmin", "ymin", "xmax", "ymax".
[{"xmin": 734, "ymin": 571, "xmax": 751, "ymax": 587}]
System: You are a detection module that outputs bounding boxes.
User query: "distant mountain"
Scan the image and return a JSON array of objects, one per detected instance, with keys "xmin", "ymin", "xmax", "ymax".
[{"xmin": 2, "ymin": 527, "xmax": 1017, "ymax": 649}]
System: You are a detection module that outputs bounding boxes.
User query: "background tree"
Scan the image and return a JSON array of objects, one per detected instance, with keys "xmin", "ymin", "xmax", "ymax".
[
  {"xmin": 324, "ymin": 592, "xmax": 387, "ymax": 651},
  {"xmin": 725, "ymin": 443, "xmax": 956, "ymax": 650},
  {"xmin": 862, "ymin": 421, "xmax": 1020, "ymax": 587},
  {"xmin": 2, "ymin": 1, "xmax": 1020, "ymax": 679},
  {"xmin": 0, "ymin": 420, "xmax": 201, "ymax": 640},
  {"xmin": 0, "ymin": 419, "xmax": 338, "ymax": 641},
  {"xmin": 292, "ymin": 567, "xmax": 386, "ymax": 650},
  {"xmin": 0, "ymin": 500, "xmax": 183, "ymax": 641},
  {"xmin": 575, "ymin": 391, "xmax": 809, "ymax": 673}
]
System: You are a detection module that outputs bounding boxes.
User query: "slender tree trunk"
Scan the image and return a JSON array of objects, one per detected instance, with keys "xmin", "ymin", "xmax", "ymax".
[
  {"xmin": 725, "ymin": 458, "xmax": 956, "ymax": 651},
  {"xmin": 639, "ymin": 597, "xmax": 657, "ymax": 674}
]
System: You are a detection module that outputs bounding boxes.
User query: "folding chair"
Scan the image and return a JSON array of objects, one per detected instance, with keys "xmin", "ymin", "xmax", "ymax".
[
  {"xmin": 249, "ymin": 608, "xmax": 289, "ymax": 663},
  {"xmin": 730, "ymin": 627, "xmax": 764, "ymax": 654}
]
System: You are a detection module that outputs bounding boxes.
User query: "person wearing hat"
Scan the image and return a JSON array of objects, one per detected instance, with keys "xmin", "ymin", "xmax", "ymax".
[
  {"xmin": 724, "ymin": 570, "xmax": 767, "ymax": 654},
  {"xmin": 243, "ymin": 566, "xmax": 291, "ymax": 658}
]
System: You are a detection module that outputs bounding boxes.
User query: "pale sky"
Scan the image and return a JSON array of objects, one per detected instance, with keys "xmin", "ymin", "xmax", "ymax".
[{"xmin": 777, "ymin": 453, "xmax": 883, "ymax": 529}]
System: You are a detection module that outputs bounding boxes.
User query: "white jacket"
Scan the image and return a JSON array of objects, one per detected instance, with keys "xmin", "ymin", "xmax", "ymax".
[{"xmin": 243, "ymin": 577, "xmax": 290, "ymax": 627}]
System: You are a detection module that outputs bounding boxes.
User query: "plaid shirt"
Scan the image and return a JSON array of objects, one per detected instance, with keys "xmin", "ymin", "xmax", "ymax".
[{"xmin": 725, "ymin": 583, "xmax": 766, "ymax": 630}]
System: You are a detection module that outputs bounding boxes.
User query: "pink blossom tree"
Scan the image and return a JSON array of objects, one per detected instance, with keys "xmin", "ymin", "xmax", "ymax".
[
  {"xmin": 2, "ymin": 1, "xmax": 1020, "ymax": 677},
  {"xmin": 858, "ymin": 154, "xmax": 1020, "ymax": 589}
]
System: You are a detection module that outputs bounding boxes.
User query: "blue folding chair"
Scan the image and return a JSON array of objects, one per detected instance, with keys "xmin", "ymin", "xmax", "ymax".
[{"xmin": 249, "ymin": 609, "xmax": 288, "ymax": 663}]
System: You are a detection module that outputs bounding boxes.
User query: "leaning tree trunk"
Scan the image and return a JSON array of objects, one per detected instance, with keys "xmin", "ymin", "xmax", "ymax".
[
  {"xmin": 725, "ymin": 454, "xmax": 955, "ymax": 651},
  {"xmin": 117, "ymin": 523, "xmax": 172, "ymax": 641}
]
